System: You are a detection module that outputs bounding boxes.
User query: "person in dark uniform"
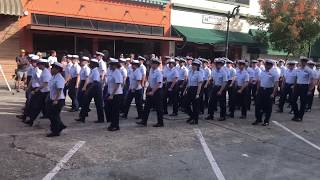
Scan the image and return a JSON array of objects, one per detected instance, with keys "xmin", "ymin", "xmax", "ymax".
[
  {"xmin": 136, "ymin": 57, "xmax": 164, "ymax": 127},
  {"xmin": 291, "ymin": 57, "xmax": 315, "ymax": 121},
  {"xmin": 206, "ymin": 58, "xmax": 227, "ymax": 121},
  {"xmin": 104, "ymin": 58, "xmax": 124, "ymax": 131},
  {"xmin": 24, "ymin": 59, "xmax": 52, "ymax": 126},
  {"xmin": 305, "ymin": 60, "xmax": 317, "ymax": 112},
  {"xmin": 277, "ymin": 60, "xmax": 297, "ymax": 113},
  {"xmin": 122, "ymin": 60, "xmax": 144, "ymax": 119},
  {"xmin": 78, "ymin": 56, "xmax": 91, "ymax": 109},
  {"xmin": 68, "ymin": 55, "xmax": 81, "ymax": 112},
  {"xmin": 185, "ymin": 59, "xmax": 203, "ymax": 125},
  {"xmin": 252, "ymin": 59, "xmax": 280, "ymax": 126},
  {"xmin": 47, "ymin": 62, "xmax": 67, "ymax": 137},
  {"xmin": 76, "ymin": 58, "xmax": 105, "ymax": 123},
  {"xmin": 163, "ymin": 58, "xmax": 179, "ymax": 116},
  {"xmin": 229, "ymin": 60, "xmax": 250, "ymax": 119}
]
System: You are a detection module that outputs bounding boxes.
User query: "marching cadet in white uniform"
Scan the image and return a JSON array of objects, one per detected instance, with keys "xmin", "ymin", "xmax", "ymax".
[
  {"xmin": 119, "ymin": 58, "xmax": 128, "ymax": 110},
  {"xmin": 76, "ymin": 58, "xmax": 105, "ymax": 123},
  {"xmin": 305, "ymin": 60, "xmax": 317, "ymax": 112},
  {"xmin": 17, "ymin": 55, "xmax": 41, "ymax": 122},
  {"xmin": 291, "ymin": 57, "xmax": 315, "ymax": 121},
  {"xmin": 78, "ymin": 56, "xmax": 91, "ymax": 108},
  {"xmin": 24, "ymin": 59, "xmax": 52, "ymax": 126},
  {"xmin": 96, "ymin": 51, "xmax": 107, "ymax": 83},
  {"xmin": 136, "ymin": 57, "xmax": 164, "ymax": 127},
  {"xmin": 225, "ymin": 59, "xmax": 236, "ymax": 114},
  {"xmin": 122, "ymin": 60, "xmax": 144, "ymax": 119},
  {"xmin": 252, "ymin": 59, "xmax": 280, "ymax": 126},
  {"xmin": 206, "ymin": 58, "xmax": 227, "ymax": 121},
  {"xmin": 104, "ymin": 58, "xmax": 124, "ymax": 131},
  {"xmin": 185, "ymin": 59, "xmax": 203, "ymax": 125},
  {"xmin": 47, "ymin": 62, "xmax": 67, "ymax": 137},
  {"xmin": 138, "ymin": 56, "xmax": 147, "ymax": 89},
  {"xmin": 247, "ymin": 60, "xmax": 261, "ymax": 109},
  {"xmin": 68, "ymin": 55, "xmax": 81, "ymax": 112},
  {"xmin": 229, "ymin": 60, "xmax": 250, "ymax": 118},
  {"xmin": 177, "ymin": 58, "xmax": 189, "ymax": 109},
  {"xmin": 64, "ymin": 55, "xmax": 73, "ymax": 99},
  {"xmin": 200, "ymin": 59, "xmax": 212, "ymax": 114},
  {"xmin": 163, "ymin": 58, "xmax": 179, "ymax": 116},
  {"xmin": 277, "ymin": 60, "xmax": 297, "ymax": 113}
]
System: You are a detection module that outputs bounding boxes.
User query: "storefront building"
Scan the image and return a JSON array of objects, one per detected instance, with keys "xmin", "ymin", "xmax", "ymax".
[
  {"xmin": 1, "ymin": 0, "xmax": 182, "ymax": 78},
  {"xmin": 170, "ymin": 0, "xmax": 285, "ymax": 60}
]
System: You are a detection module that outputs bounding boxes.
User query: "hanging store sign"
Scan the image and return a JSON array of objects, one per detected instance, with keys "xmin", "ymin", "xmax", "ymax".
[{"xmin": 202, "ymin": 15, "xmax": 225, "ymax": 25}]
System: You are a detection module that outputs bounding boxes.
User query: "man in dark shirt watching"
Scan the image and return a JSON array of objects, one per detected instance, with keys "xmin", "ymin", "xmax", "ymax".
[{"xmin": 15, "ymin": 49, "xmax": 28, "ymax": 92}]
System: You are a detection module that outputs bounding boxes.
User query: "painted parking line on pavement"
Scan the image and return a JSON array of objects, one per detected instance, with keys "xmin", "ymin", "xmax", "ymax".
[
  {"xmin": 273, "ymin": 121, "xmax": 320, "ymax": 151},
  {"xmin": 194, "ymin": 128, "xmax": 226, "ymax": 180},
  {"xmin": 42, "ymin": 141, "xmax": 86, "ymax": 180}
]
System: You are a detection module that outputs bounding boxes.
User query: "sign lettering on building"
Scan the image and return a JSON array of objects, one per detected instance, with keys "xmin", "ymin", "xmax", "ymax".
[{"xmin": 202, "ymin": 15, "xmax": 225, "ymax": 25}]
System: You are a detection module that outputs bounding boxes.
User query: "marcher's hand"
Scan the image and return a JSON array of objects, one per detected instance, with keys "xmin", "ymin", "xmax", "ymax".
[
  {"xmin": 217, "ymin": 91, "xmax": 222, "ymax": 96},
  {"xmin": 131, "ymin": 89, "xmax": 135, "ymax": 93},
  {"xmin": 108, "ymin": 95, "xmax": 114, "ymax": 100},
  {"xmin": 204, "ymin": 84, "xmax": 208, "ymax": 89},
  {"xmin": 229, "ymin": 83, "xmax": 233, "ymax": 87},
  {"xmin": 237, "ymin": 89, "xmax": 242, "ymax": 94},
  {"xmin": 82, "ymin": 87, "xmax": 86, "ymax": 92},
  {"xmin": 147, "ymin": 91, "xmax": 154, "ymax": 96},
  {"xmin": 53, "ymin": 100, "xmax": 58, "ymax": 105},
  {"xmin": 196, "ymin": 94, "xmax": 200, "ymax": 99},
  {"xmin": 270, "ymin": 93, "xmax": 275, "ymax": 98},
  {"xmin": 168, "ymin": 88, "xmax": 172, "ymax": 91},
  {"xmin": 307, "ymin": 91, "xmax": 312, "ymax": 95}
]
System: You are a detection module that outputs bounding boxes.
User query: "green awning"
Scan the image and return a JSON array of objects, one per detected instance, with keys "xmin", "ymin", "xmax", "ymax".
[
  {"xmin": 249, "ymin": 29, "xmax": 288, "ymax": 56},
  {"xmin": 0, "ymin": 0, "xmax": 23, "ymax": 16},
  {"xmin": 173, "ymin": 25, "xmax": 257, "ymax": 45},
  {"xmin": 129, "ymin": 0, "xmax": 168, "ymax": 6}
]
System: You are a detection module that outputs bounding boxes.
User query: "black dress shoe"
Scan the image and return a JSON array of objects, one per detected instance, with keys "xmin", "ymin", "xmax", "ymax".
[
  {"xmin": 108, "ymin": 126, "xmax": 120, "ymax": 131},
  {"xmin": 69, "ymin": 109, "xmax": 78, "ymax": 112},
  {"xmin": 121, "ymin": 114, "xmax": 127, "ymax": 119},
  {"xmin": 40, "ymin": 116, "xmax": 48, "ymax": 119},
  {"xmin": 276, "ymin": 109, "xmax": 283, "ymax": 113},
  {"xmin": 75, "ymin": 118, "xmax": 85, "ymax": 123},
  {"xmin": 186, "ymin": 118, "xmax": 193, "ymax": 123},
  {"xmin": 46, "ymin": 133, "xmax": 60, "ymax": 137},
  {"xmin": 239, "ymin": 116, "xmax": 246, "ymax": 119},
  {"xmin": 16, "ymin": 115, "xmax": 25, "ymax": 120},
  {"xmin": 169, "ymin": 113, "xmax": 178, "ymax": 117},
  {"xmin": 135, "ymin": 117, "xmax": 142, "ymax": 120},
  {"xmin": 153, "ymin": 123, "xmax": 164, "ymax": 127},
  {"xmin": 218, "ymin": 117, "xmax": 226, "ymax": 121},
  {"xmin": 23, "ymin": 120, "xmax": 33, "ymax": 126},
  {"xmin": 94, "ymin": 121, "xmax": 104, "ymax": 123},
  {"xmin": 136, "ymin": 121, "xmax": 147, "ymax": 126},
  {"xmin": 227, "ymin": 113, "xmax": 234, "ymax": 118},
  {"xmin": 292, "ymin": 117, "xmax": 302, "ymax": 122},
  {"xmin": 163, "ymin": 111, "xmax": 168, "ymax": 115},
  {"xmin": 252, "ymin": 121, "xmax": 261, "ymax": 125},
  {"xmin": 262, "ymin": 122, "xmax": 269, "ymax": 126},
  {"xmin": 205, "ymin": 115, "xmax": 214, "ymax": 120},
  {"xmin": 189, "ymin": 121, "xmax": 198, "ymax": 125}
]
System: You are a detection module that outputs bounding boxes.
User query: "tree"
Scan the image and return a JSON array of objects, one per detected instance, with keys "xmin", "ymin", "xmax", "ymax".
[{"xmin": 251, "ymin": 0, "xmax": 320, "ymax": 56}]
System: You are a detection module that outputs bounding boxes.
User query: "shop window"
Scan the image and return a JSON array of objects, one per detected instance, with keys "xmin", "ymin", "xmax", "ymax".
[
  {"xmin": 32, "ymin": 14, "xmax": 49, "ymax": 25},
  {"xmin": 82, "ymin": 19, "xmax": 98, "ymax": 30},
  {"xmin": 98, "ymin": 21, "xmax": 113, "ymax": 31},
  {"xmin": 139, "ymin": 25, "xmax": 152, "ymax": 35},
  {"xmin": 67, "ymin": 17, "xmax": 82, "ymax": 28},
  {"xmin": 49, "ymin": 16, "xmax": 66, "ymax": 27},
  {"xmin": 126, "ymin": 24, "xmax": 139, "ymax": 34},
  {"xmin": 152, "ymin": 26, "xmax": 163, "ymax": 36},
  {"xmin": 113, "ymin": 23, "xmax": 126, "ymax": 33}
]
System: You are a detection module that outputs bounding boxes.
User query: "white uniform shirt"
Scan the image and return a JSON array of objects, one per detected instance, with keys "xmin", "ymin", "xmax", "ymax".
[
  {"xmin": 49, "ymin": 73, "xmax": 65, "ymax": 100},
  {"xmin": 27, "ymin": 64, "xmax": 34, "ymax": 77},
  {"xmin": 202, "ymin": 67, "xmax": 212, "ymax": 81},
  {"xmin": 284, "ymin": 68, "xmax": 297, "ymax": 84},
  {"xmin": 120, "ymin": 66, "xmax": 128, "ymax": 80},
  {"xmin": 40, "ymin": 68, "xmax": 52, "ymax": 92},
  {"xmin": 187, "ymin": 70, "xmax": 203, "ymax": 87},
  {"xmin": 236, "ymin": 69, "xmax": 249, "ymax": 87},
  {"xmin": 165, "ymin": 67, "xmax": 178, "ymax": 82},
  {"xmin": 31, "ymin": 67, "xmax": 42, "ymax": 88},
  {"xmin": 80, "ymin": 65, "xmax": 91, "ymax": 81},
  {"xmin": 64, "ymin": 62, "xmax": 73, "ymax": 79},
  {"xmin": 148, "ymin": 68, "xmax": 163, "ymax": 89},
  {"xmin": 280, "ymin": 66, "xmax": 287, "ymax": 77},
  {"xmin": 89, "ymin": 67, "xmax": 100, "ymax": 83},
  {"xmin": 107, "ymin": 69, "xmax": 123, "ymax": 95},
  {"xmin": 98, "ymin": 60, "xmax": 107, "ymax": 75},
  {"xmin": 178, "ymin": 66, "xmax": 188, "ymax": 81},
  {"xmin": 129, "ymin": 68, "xmax": 143, "ymax": 90},
  {"xmin": 259, "ymin": 68, "xmax": 280, "ymax": 88},
  {"xmin": 226, "ymin": 67, "xmax": 236, "ymax": 81},
  {"xmin": 139, "ymin": 64, "xmax": 147, "ymax": 77},
  {"xmin": 70, "ymin": 63, "xmax": 81, "ymax": 78},
  {"xmin": 212, "ymin": 68, "xmax": 228, "ymax": 86},
  {"xmin": 296, "ymin": 66, "xmax": 314, "ymax": 85}
]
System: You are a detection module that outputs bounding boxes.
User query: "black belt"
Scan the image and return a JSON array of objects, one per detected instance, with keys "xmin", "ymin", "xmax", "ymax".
[{"xmin": 260, "ymin": 87, "xmax": 273, "ymax": 90}]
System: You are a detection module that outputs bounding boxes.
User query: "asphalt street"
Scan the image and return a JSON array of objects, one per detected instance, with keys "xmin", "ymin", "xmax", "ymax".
[{"xmin": 0, "ymin": 88, "xmax": 320, "ymax": 180}]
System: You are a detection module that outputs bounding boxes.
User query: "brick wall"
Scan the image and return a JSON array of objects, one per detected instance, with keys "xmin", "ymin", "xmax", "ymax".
[{"xmin": 0, "ymin": 16, "xmax": 20, "ymax": 80}]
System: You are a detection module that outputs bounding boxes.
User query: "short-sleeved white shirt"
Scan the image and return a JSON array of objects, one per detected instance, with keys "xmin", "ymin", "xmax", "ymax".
[
  {"xmin": 129, "ymin": 68, "xmax": 143, "ymax": 90},
  {"xmin": 80, "ymin": 65, "xmax": 91, "ymax": 80},
  {"xmin": 107, "ymin": 69, "xmax": 123, "ymax": 95},
  {"xmin": 40, "ymin": 68, "xmax": 52, "ymax": 92},
  {"xmin": 89, "ymin": 68, "xmax": 100, "ymax": 83},
  {"xmin": 49, "ymin": 73, "xmax": 65, "ymax": 100}
]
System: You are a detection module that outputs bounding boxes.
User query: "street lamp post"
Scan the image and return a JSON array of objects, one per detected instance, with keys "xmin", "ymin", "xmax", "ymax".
[{"xmin": 225, "ymin": 5, "xmax": 240, "ymax": 58}]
